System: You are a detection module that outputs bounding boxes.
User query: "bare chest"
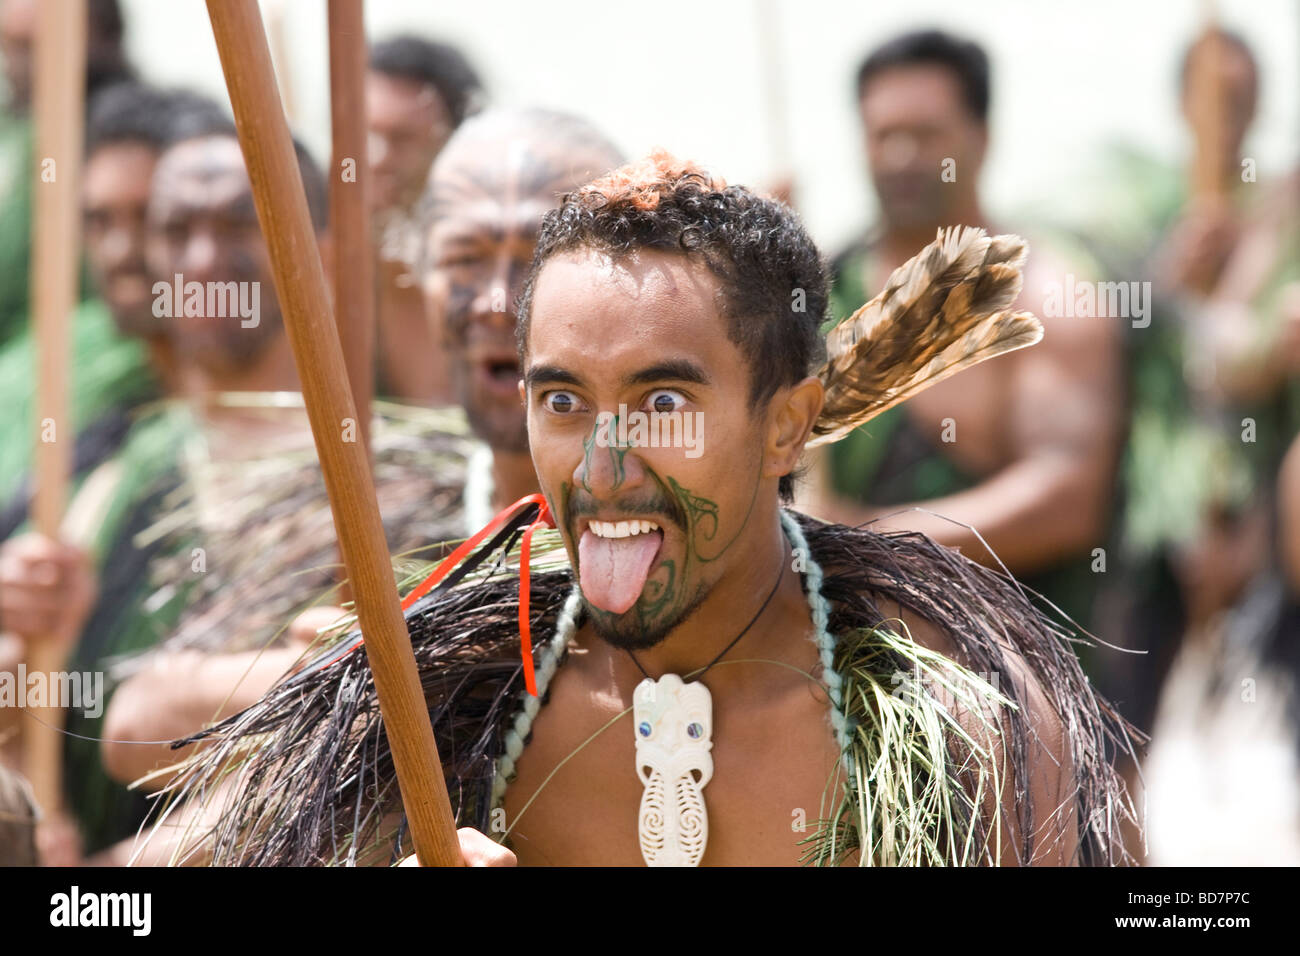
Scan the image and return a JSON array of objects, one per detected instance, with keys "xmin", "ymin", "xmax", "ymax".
[{"xmin": 500, "ymin": 669, "xmax": 844, "ymax": 866}]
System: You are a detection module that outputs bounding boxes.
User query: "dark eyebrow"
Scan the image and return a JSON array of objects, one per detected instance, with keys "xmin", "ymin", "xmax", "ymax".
[
  {"xmin": 623, "ymin": 360, "xmax": 711, "ymax": 388},
  {"xmin": 524, "ymin": 360, "xmax": 712, "ymax": 391},
  {"xmin": 524, "ymin": 364, "xmax": 584, "ymax": 389}
]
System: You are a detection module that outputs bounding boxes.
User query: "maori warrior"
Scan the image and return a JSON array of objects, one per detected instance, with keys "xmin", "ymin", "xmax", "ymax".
[{"xmin": 152, "ymin": 152, "xmax": 1138, "ymax": 867}]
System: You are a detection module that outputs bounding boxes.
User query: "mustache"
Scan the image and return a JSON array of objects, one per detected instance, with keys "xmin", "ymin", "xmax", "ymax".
[{"xmin": 565, "ymin": 488, "xmax": 687, "ymax": 536}]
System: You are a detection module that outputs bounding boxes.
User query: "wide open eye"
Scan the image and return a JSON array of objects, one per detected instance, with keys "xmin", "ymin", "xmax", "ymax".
[
  {"xmin": 645, "ymin": 389, "xmax": 686, "ymax": 414},
  {"xmin": 543, "ymin": 390, "xmax": 582, "ymax": 414}
]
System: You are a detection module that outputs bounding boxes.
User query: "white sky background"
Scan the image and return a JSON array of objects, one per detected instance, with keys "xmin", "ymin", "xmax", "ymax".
[{"xmin": 123, "ymin": 0, "xmax": 1299, "ymax": 256}]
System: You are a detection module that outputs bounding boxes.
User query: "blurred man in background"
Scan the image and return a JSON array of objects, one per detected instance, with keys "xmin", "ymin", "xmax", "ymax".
[
  {"xmin": 0, "ymin": 83, "xmax": 228, "ymax": 520},
  {"xmin": 367, "ymin": 35, "xmax": 483, "ymax": 405},
  {"xmin": 1085, "ymin": 27, "xmax": 1272, "ymax": 756},
  {"xmin": 421, "ymin": 107, "xmax": 624, "ymax": 526},
  {"xmin": 807, "ymin": 29, "xmax": 1123, "ymax": 634},
  {"xmin": 0, "ymin": 85, "xmax": 232, "ymax": 864},
  {"xmin": 106, "ymin": 107, "xmax": 622, "ymax": 866}
]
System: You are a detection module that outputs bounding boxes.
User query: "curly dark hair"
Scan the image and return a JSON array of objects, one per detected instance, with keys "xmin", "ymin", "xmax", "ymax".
[{"xmin": 515, "ymin": 151, "xmax": 828, "ymax": 496}]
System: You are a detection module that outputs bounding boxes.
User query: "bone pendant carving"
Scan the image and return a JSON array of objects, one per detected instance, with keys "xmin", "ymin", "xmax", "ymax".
[{"xmin": 633, "ymin": 674, "xmax": 713, "ymax": 867}]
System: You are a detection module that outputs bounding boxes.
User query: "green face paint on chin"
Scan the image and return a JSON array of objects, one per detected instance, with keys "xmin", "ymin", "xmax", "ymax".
[{"xmin": 561, "ymin": 463, "xmax": 763, "ymax": 649}]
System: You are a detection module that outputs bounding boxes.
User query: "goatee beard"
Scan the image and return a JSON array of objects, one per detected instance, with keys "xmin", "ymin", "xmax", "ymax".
[{"xmin": 582, "ymin": 583, "xmax": 707, "ymax": 653}]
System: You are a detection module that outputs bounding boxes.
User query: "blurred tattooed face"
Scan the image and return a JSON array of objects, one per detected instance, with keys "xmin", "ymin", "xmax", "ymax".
[
  {"xmin": 423, "ymin": 131, "xmax": 618, "ymax": 454},
  {"xmin": 146, "ymin": 136, "xmax": 284, "ymax": 374}
]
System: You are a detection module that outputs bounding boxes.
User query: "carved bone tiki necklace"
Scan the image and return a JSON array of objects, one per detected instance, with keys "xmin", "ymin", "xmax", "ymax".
[{"xmin": 626, "ymin": 562, "xmax": 786, "ymax": 867}]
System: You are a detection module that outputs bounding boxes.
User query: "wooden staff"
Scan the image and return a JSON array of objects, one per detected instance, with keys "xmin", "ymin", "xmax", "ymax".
[
  {"xmin": 328, "ymin": 0, "xmax": 375, "ymax": 458},
  {"xmin": 24, "ymin": 0, "xmax": 87, "ymax": 823},
  {"xmin": 1184, "ymin": 3, "xmax": 1231, "ymax": 297},
  {"xmin": 1188, "ymin": 9, "xmax": 1229, "ymax": 204},
  {"xmin": 206, "ymin": 0, "xmax": 462, "ymax": 867}
]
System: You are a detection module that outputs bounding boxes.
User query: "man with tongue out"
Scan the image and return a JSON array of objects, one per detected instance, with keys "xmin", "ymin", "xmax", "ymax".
[
  {"xmin": 180, "ymin": 150, "xmax": 1135, "ymax": 868},
  {"xmin": 482, "ymin": 151, "xmax": 1133, "ymax": 867}
]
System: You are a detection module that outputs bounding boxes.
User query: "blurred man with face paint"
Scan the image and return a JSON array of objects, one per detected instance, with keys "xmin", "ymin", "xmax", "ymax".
[
  {"xmin": 100, "ymin": 108, "xmax": 620, "ymax": 868},
  {"xmin": 4, "ymin": 119, "xmax": 323, "ymax": 863},
  {"xmin": 421, "ymin": 108, "xmax": 624, "ymax": 527},
  {"xmin": 98, "ymin": 126, "xmax": 475, "ymax": 852},
  {"xmin": 0, "ymin": 84, "xmax": 229, "ymax": 515}
]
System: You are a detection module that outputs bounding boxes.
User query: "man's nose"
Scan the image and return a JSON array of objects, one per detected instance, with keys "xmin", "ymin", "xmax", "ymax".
[
  {"xmin": 880, "ymin": 131, "xmax": 920, "ymax": 171},
  {"xmin": 572, "ymin": 416, "xmax": 647, "ymax": 497},
  {"xmin": 468, "ymin": 282, "xmax": 511, "ymax": 330},
  {"xmin": 182, "ymin": 231, "xmax": 221, "ymax": 281},
  {"xmin": 469, "ymin": 257, "xmax": 525, "ymax": 332}
]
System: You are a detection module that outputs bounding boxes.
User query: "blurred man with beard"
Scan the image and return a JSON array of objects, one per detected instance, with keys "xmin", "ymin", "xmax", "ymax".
[
  {"xmin": 149, "ymin": 132, "xmax": 311, "ymax": 402},
  {"xmin": 96, "ymin": 125, "xmax": 472, "ymax": 844},
  {"xmin": 808, "ymin": 29, "xmax": 1122, "ymax": 632},
  {"xmin": 422, "ymin": 108, "xmax": 625, "ymax": 527},
  {"xmin": 1, "ymin": 120, "xmax": 319, "ymax": 861},
  {"xmin": 367, "ymin": 35, "xmax": 483, "ymax": 405},
  {"xmin": 0, "ymin": 83, "xmax": 227, "ymax": 516}
]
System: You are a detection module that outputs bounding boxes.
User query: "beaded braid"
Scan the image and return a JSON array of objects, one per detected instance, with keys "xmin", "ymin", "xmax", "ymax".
[
  {"xmin": 779, "ymin": 509, "xmax": 853, "ymax": 774},
  {"xmin": 490, "ymin": 586, "xmax": 584, "ymax": 807}
]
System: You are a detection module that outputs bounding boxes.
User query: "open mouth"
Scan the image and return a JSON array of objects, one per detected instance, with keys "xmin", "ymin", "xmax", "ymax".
[
  {"xmin": 577, "ymin": 518, "xmax": 666, "ymax": 615},
  {"xmin": 475, "ymin": 355, "xmax": 521, "ymax": 398}
]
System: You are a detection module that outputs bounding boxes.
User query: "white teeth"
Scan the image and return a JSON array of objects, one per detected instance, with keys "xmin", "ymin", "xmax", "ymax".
[{"xmin": 589, "ymin": 519, "xmax": 662, "ymax": 539}]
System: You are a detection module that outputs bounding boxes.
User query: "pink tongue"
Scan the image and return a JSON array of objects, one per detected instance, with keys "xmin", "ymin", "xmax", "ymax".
[{"xmin": 578, "ymin": 529, "xmax": 662, "ymax": 614}]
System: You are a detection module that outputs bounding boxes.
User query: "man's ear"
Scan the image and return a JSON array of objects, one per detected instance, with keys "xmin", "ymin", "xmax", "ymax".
[{"xmin": 764, "ymin": 375, "xmax": 824, "ymax": 484}]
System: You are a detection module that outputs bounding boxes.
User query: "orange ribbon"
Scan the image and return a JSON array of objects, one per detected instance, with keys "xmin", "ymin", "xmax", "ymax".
[{"xmin": 329, "ymin": 493, "xmax": 556, "ymax": 696}]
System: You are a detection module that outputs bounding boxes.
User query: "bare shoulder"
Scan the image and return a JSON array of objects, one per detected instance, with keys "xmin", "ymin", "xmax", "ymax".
[{"xmin": 873, "ymin": 596, "xmax": 1080, "ymax": 866}]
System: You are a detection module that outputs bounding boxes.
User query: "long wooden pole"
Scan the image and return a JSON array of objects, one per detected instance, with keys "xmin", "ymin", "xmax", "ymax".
[
  {"xmin": 328, "ymin": 0, "xmax": 375, "ymax": 458},
  {"xmin": 1189, "ymin": 6, "xmax": 1229, "ymax": 204},
  {"xmin": 206, "ymin": 0, "xmax": 462, "ymax": 867},
  {"xmin": 24, "ymin": 0, "xmax": 87, "ymax": 823}
]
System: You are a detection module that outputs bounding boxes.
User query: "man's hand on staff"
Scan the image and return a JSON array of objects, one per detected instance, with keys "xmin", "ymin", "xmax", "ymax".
[
  {"xmin": 0, "ymin": 533, "xmax": 96, "ymax": 649},
  {"xmin": 398, "ymin": 827, "xmax": 517, "ymax": 867}
]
